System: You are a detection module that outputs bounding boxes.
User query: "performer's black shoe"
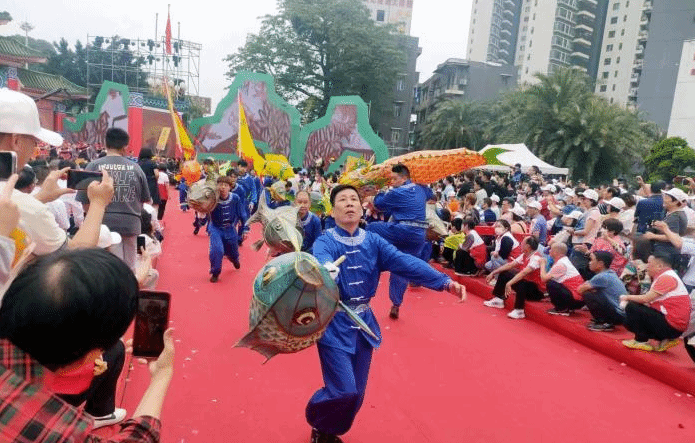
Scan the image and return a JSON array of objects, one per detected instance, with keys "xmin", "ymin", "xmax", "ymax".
[
  {"xmin": 193, "ymin": 226, "xmax": 200, "ymax": 235},
  {"xmin": 210, "ymin": 274, "xmax": 219, "ymax": 283},
  {"xmin": 310, "ymin": 429, "xmax": 343, "ymax": 443},
  {"xmin": 232, "ymin": 259, "xmax": 240, "ymax": 269},
  {"xmin": 389, "ymin": 305, "xmax": 399, "ymax": 319}
]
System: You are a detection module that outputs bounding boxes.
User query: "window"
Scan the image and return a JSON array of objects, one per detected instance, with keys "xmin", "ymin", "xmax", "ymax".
[
  {"xmin": 619, "ymin": 43, "xmax": 623, "ymax": 50},
  {"xmin": 397, "ymin": 77, "xmax": 405, "ymax": 91},
  {"xmin": 621, "ymin": 29, "xmax": 625, "ymax": 36},
  {"xmin": 624, "ymin": 15, "xmax": 627, "ymax": 22},
  {"xmin": 612, "ymin": 84, "xmax": 616, "ymax": 91},
  {"xmin": 391, "ymin": 129, "xmax": 401, "ymax": 144},
  {"xmin": 604, "ymin": 58, "xmax": 611, "ymax": 65},
  {"xmin": 600, "ymin": 85, "xmax": 607, "ymax": 92},
  {"xmin": 615, "ymin": 70, "xmax": 619, "ymax": 77},
  {"xmin": 602, "ymin": 71, "xmax": 609, "ymax": 79},
  {"xmin": 610, "ymin": 17, "xmax": 618, "ymax": 24},
  {"xmin": 606, "ymin": 44, "xmax": 613, "ymax": 52},
  {"xmin": 613, "ymin": 2, "xmax": 620, "ymax": 10},
  {"xmin": 376, "ymin": 10, "xmax": 385, "ymax": 22},
  {"xmin": 393, "ymin": 104, "xmax": 402, "ymax": 118},
  {"xmin": 616, "ymin": 56, "xmax": 621, "ymax": 63},
  {"xmin": 608, "ymin": 30, "xmax": 615, "ymax": 38}
]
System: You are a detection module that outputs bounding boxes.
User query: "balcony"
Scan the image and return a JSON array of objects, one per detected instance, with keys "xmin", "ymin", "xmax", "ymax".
[
  {"xmin": 502, "ymin": 18, "xmax": 513, "ymax": 27},
  {"xmin": 571, "ymin": 64, "xmax": 588, "ymax": 73},
  {"xmin": 576, "ymin": 10, "xmax": 596, "ymax": 20},
  {"xmin": 628, "ymin": 87, "xmax": 638, "ymax": 97},
  {"xmin": 504, "ymin": 0, "xmax": 515, "ymax": 7},
  {"xmin": 633, "ymin": 59, "xmax": 644, "ymax": 70},
  {"xmin": 499, "ymin": 47, "xmax": 510, "ymax": 56},
  {"xmin": 643, "ymin": 0, "xmax": 652, "ymax": 12},
  {"xmin": 500, "ymin": 38, "xmax": 511, "ymax": 47},
  {"xmin": 504, "ymin": 8, "xmax": 514, "ymax": 18},
  {"xmin": 635, "ymin": 45, "xmax": 645, "ymax": 56},
  {"xmin": 500, "ymin": 28, "xmax": 512, "ymax": 37},
  {"xmin": 638, "ymin": 30, "xmax": 649, "ymax": 42},
  {"xmin": 581, "ymin": 0, "xmax": 598, "ymax": 5},
  {"xmin": 576, "ymin": 24, "xmax": 594, "ymax": 33},
  {"xmin": 573, "ymin": 37, "xmax": 592, "ymax": 46},
  {"xmin": 572, "ymin": 51, "xmax": 590, "ymax": 60},
  {"xmin": 631, "ymin": 73, "xmax": 640, "ymax": 83}
]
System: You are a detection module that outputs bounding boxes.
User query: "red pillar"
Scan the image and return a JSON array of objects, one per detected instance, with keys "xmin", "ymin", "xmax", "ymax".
[{"xmin": 128, "ymin": 92, "xmax": 144, "ymax": 157}]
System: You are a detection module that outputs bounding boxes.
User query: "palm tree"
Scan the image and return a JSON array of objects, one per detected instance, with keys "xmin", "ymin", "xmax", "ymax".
[{"xmin": 420, "ymin": 99, "xmax": 491, "ymax": 151}]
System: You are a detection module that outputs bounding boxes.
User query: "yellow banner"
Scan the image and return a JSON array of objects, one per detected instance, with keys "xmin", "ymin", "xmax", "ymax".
[{"xmin": 156, "ymin": 127, "xmax": 171, "ymax": 153}]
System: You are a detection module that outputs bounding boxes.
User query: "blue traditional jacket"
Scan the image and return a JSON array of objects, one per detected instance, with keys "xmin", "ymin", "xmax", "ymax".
[
  {"xmin": 300, "ymin": 211, "xmax": 323, "ymax": 253},
  {"xmin": 373, "ymin": 180, "xmax": 434, "ymax": 225},
  {"xmin": 210, "ymin": 193, "xmax": 247, "ymax": 230},
  {"xmin": 312, "ymin": 226, "xmax": 451, "ymax": 353}
]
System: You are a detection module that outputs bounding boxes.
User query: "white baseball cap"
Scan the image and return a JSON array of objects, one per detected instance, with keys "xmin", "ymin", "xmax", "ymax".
[
  {"xmin": 512, "ymin": 205, "xmax": 526, "ymax": 217},
  {"xmin": 606, "ymin": 197, "xmax": 625, "ymax": 210},
  {"xmin": 662, "ymin": 188, "xmax": 689, "ymax": 203},
  {"xmin": 527, "ymin": 200, "xmax": 542, "ymax": 210},
  {"xmin": 567, "ymin": 210, "xmax": 583, "ymax": 220},
  {"xmin": 582, "ymin": 189, "xmax": 599, "ymax": 202},
  {"xmin": 0, "ymin": 88, "xmax": 64, "ymax": 146},
  {"xmin": 97, "ymin": 225, "xmax": 122, "ymax": 249},
  {"xmin": 564, "ymin": 188, "xmax": 575, "ymax": 197},
  {"xmin": 490, "ymin": 194, "xmax": 500, "ymax": 202}
]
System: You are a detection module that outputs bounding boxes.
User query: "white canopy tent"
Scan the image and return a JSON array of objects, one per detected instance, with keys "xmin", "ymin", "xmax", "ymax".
[{"xmin": 477, "ymin": 143, "xmax": 569, "ymax": 176}]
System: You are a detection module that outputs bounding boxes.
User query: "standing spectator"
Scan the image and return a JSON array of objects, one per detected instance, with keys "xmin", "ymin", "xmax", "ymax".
[
  {"xmin": 620, "ymin": 252, "xmax": 692, "ymax": 352},
  {"xmin": 633, "ymin": 180, "xmax": 665, "ymax": 235},
  {"xmin": 76, "ymin": 128, "xmax": 151, "ymax": 271},
  {"xmin": 137, "ymin": 148, "xmax": 161, "ymax": 208},
  {"xmin": 156, "ymin": 163, "xmax": 169, "ymax": 221},
  {"xmin": 569, "ymin": 189, "xmax": 601, "ymax": 278},
  {"xmin": 579, "ymin": 251, "xmax": 627, "ymax": 332},
  {"xmin": 473, "ymin": 178, "xmax": 488, "ymax": 207}
]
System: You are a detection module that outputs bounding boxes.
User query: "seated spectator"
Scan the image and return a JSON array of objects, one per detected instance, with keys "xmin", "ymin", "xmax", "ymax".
[
  {"xmin": 579, "ymin": 251, "xmax": 627, "ymax": 332},
  {"xmin": 510, "ymin": 205, "xmax": 528, "ymax": 235},
  {"xmin": 441, "ymin": 218, "xmax": 465, "ymax": 268},
  {"xmin": 499, "ymin": 197, "xmax": 514, "ymax": 222},
  {"xmin": 652, "ymin": 219, "xmax": 695, "ymax": 292},
  {"xmin": 548, "ymin": 210, "xmax": 582, "ymax": 249},
  {"xmin": 485, "ymin": 220, "xmax": 521, "ymax": 272},
  {"xmin": 621, "ymin": 236, "xmax": 652, "ymax": 296},
  {"xmin": 643, "ymin": 187, "xmax": 688, "ymax": 260},
  {"xmin": 0, "ymin": 248, "xmax": 174, "ymax": 440},
  {"xmin": 541, "ymin": 243, "xmax": 585, "ymax": 315},
  {"xmin": 484, "ymin": 236, "xmax": 545, "ymax": 319},
  {"xmin": 574, "ymin": 219, "xmax": 628, "ymax": 278},
  {"xmin": 480, "ymin": 197, "xmax": 497, "ymax": 223},
  {"xmin": 527, "ymin": 200, "xmax": 548, "ymax": 245},
  {"xmin": 569, "ymin": 189, "xmax": 601, "ymax": 278},
  {"xmin": 454, "ymin": 218, "xmax": 487, "ymax": 275},
  {"xmin": 620, "ymin": 252, "xmax": 692, "ymax": 352}
]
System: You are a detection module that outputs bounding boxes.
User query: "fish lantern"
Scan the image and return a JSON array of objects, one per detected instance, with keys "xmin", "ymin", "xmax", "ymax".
[
  {"xmin": 247, "ymin": 192, "xmax": 303, "ymax": 255},
  {"xmin": 187, "ymin": 181, "xmax": 218, "ymax": 213},
  {"xmin": 235, "ymin": 252, "xmax": 376, "ymax": 361},
  {"xmin": 181, "ymin": 160, "xmax": 202, "ymax": 184}
]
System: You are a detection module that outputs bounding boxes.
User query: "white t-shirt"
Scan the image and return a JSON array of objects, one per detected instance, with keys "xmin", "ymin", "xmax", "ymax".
[{"xmin": 0, "ymin": 182, "xmax": 68, "ymax": 256}]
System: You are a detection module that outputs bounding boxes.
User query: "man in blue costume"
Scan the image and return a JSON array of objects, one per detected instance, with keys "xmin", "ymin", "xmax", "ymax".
[
  {"xmin": 237, "ymin": 159, "xmax": 258, "ymax": 243},
  {"xmin": 207, "ymin": 176, "xmax": 248, "ymax": 282},
  {"xmin": 365, "ymin": 164, "xmax": 434, "ymax": 319},
  {"xmin": 308, "ymin": 184, "xmax": 466, "ymax": 443},
  {"xmin": 295, "ymin": 189, "xmax": 322, "ymax": 253}
]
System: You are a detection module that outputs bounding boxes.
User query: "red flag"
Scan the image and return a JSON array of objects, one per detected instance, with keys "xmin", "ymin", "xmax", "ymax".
[{"xmin": 165, "ymin": 12, "xmax": 172, "ymax": 55}]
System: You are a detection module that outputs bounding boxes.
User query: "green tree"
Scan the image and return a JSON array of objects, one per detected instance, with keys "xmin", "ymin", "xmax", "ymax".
[
  {"xmin": 645, "ymin": 137, "xmax": 695, "ymax": 182},
  {"xmin": 225, "ymin": 0, "xmax": 405, "ymax": 125},
  {"xmin": 420, "ymin": 99, "xmax": 492, "ymax": 150},
  {"xmin": 493, "ymin": 68, "xmax": 657, "ymax": 184}
]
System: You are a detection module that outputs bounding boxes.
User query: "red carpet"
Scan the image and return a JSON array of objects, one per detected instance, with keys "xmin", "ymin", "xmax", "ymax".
[{"xmin": 111, "ymin": 202, "xmax": 695, "ymax": 442}]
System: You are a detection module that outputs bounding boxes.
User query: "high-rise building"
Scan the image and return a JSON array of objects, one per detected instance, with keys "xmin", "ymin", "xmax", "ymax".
[
  {"xmin": 637, "ymin": 0, "xmax": 695, "ymax": 131},
  {"xmin": 514, "ymin": 0, "xmax": 609, "ymax": 84},
  {"xmin": 594, "ymin": 0, "xmax": 652, "ymax": 107},
  {"xmin": 363, "ymin": 0, "xmax": 420, "ymax": 155},
  {"xmin": 363, "ymin": 0, "xmax": 414, "ymax": 35},
  {"xmin": 467, "ymin": 0, "xmax": 523, "ymax": 66}
]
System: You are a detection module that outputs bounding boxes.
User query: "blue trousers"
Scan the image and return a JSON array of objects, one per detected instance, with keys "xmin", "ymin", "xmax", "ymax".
[
  {"xmin": 208, "ymin": 224, "xmax": 239, "ymax": 276},
  {"xmin": 366, "ymin": 222, "xmax": 425, "ymax": 307},
  {"xmin": 306, "ymin": 336, "xmax": 374, "ymax": 436}
]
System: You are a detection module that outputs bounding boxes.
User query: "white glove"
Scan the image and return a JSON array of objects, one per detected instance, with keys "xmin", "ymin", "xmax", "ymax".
[{"xmin": 324, "ymin": 262, "xmax": 340, "ymax": 281}]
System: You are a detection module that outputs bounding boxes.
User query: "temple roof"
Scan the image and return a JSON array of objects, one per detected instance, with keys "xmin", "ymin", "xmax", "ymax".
[
  {"xmin": 17, "ymin": 68, "xmax": 90, "ymax": 99},
  {"xmin": 0, "ymin": 36, "xmax": 47, "ymax": 64}
]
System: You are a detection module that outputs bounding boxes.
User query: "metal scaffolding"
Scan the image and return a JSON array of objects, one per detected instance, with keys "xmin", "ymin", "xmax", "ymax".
[{"xmin": 85, "ymin": 34, "xmax": 201, "ymax": 98}]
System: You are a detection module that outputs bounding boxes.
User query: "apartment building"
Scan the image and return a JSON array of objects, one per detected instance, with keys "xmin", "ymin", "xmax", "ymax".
[
  {"xmin": 594, "ymin": 0, "xmax": 652, "ymax": 106},
  {"xmin": 467, "ymin": 0, "xmax": 523, "ymax": 66}
]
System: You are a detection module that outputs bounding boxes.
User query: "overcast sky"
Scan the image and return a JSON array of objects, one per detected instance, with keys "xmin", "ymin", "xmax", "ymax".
[{"xmin": 2, "ymin": 0, "xmax": 472, "ymax": 110}]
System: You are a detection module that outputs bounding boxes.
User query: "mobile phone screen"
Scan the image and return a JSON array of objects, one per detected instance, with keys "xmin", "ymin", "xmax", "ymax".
[
  {"xmin": 66, "ymin": 169, "xmax": 102, "ymax": 190},
  {"xmin": 137, "ymin": 236, "xmax": 146, "ymax": 254},
  {"xmin": 0, "ymin": 151, "xmax": 17, "ymax": 180},
  {"xmin": 132, "ymin": 290, "xmax": 171, "ymax": 358}
]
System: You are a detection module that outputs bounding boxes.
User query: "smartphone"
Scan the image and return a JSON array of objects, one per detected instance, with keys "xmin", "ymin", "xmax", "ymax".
[
  {"xmin": 136, "ymin": 236, "xmax": 146, "ymax": 255},
  {"xmin": 132, "ymin": 290, "xmax": 171, "ymax": 358},
  {"xmin": 66, "ymin": 169, "xmax": 102, "ymax": 190},
  {"xmin": 0, "ymin": 151, "xmax": 17, "ymax": 180}
]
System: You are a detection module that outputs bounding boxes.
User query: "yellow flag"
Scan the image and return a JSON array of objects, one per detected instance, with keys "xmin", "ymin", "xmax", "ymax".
[
  {"xmin": 164, "ymin": 79, "xmax": 194, "ymax": 160},
  {"xmin": 237, "ymin": 94, "xmax": 265, "ymax": 175}
]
